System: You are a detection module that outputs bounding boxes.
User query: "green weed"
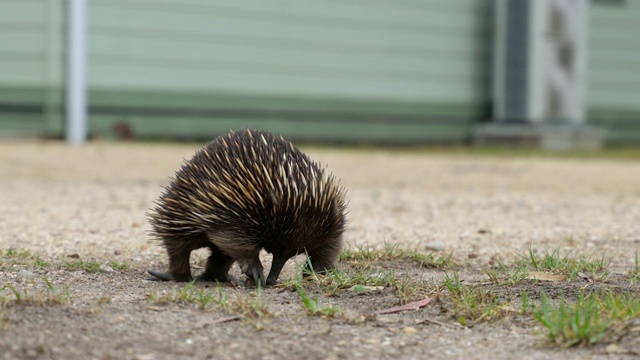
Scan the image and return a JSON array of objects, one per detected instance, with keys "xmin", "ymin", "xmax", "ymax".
[
  {"xmin": 442, "ymin": 272, "xmax": 503, "ymax": 325},
  {"xmin": 534, "ymin": 292, "xmax": 610, "ymax": 347},
  {"xmin": 107, "ymin": 261, "xmax": 128, "ymax": 271},
  {"xmin": 1, "ymin": 278, "xmax": 70, "ymax": 306},
  {"xmin": 486, "ymin": 258, "xmax": 529, "ymax": 285},
  {"xmin": 340, "ymin": 242, "xmax": 451, "ymax": 269},
  {"xmin": 523, "ymin": 247, "xmax": 609, "ymax": 281},
  {"xmin": 629, "ymin": 252, "xmax": 640, "ymax": 284},
  {"xmin": 64, "ymin": 259, "xmax": 102, "ymax": 273},
  {"xmin": 295, "ymin": 285, "xmax": 340, "ymax": 317}
]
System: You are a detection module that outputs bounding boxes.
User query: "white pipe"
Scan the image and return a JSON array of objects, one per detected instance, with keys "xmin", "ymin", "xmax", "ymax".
[{"xmin": 66, "ymin": 0, "xmax": 88, "ymax": 144}]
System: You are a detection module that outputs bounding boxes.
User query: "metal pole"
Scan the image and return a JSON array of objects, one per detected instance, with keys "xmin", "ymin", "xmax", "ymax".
[{"xmin": 66, "ymin": 0, "xmax": 87, "ymax": 144}]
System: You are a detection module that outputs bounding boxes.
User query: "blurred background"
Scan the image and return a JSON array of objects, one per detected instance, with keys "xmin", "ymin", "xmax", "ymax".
[{"xmin": 0, "ymin": 0, "xmax": 637, "ymax": 149}]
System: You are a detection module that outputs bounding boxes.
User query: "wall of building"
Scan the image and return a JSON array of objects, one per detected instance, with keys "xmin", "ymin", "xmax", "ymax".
[
  {"xmin": 588, "ymin": 0, "xmax": 640, "ymax": 145},
  {"xmin": 4, "ymin": 0, "xmax": 637, "ymax": 145},
  {"xmin": 1, "ymin": 0, "xmax": 493, "ymax": 142},
  {"xmin": 0, "ymin": 0, "xmax": 64, "ymax": 137}
]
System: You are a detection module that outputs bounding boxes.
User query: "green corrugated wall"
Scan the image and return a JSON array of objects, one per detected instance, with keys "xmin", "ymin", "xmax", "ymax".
[
  {"xmin": 588, "ymin": 0, "xmax": 640, "ymax": 146},
  {"xmin": 0, "ymin": 0, "xmax": 64, "ymax": 137},
  {"xmin": 1, "ymin": 0, "xmax": 492, "ymax": 142},
  {"xmin": 1, "ymin": 0, "xmax": 639, "ymax": 145}
]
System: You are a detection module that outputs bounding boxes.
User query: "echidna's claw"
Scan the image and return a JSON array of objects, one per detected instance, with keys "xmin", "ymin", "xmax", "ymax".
[
  {"xmin": 147, "ymin": 270, "xmax": 176, "ymax": 281},
  {"xmin": 238, "ymin": 257, "xmax": 266, "ymax": 288}
]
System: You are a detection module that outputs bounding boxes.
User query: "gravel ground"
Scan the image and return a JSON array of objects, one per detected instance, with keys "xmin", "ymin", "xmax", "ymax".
[{"xmin": 1, "ymin": 140, "xmax": 639, "ymax": 360}]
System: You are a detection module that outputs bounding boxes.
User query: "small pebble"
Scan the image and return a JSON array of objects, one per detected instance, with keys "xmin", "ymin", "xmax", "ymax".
[
  {"xmin": 17, "ymin": 270, "xmax": 36, "ymax": 282},
  {"xmin": 424, "ymin": 242, "xmax": 445, "ymax": 251},
  {"xmin": 403, "ymin": 326, "xmax": 418, "ymax": 334}
]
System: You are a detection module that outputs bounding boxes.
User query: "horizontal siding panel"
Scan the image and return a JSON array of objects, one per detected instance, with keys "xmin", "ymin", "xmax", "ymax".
[
  {"xmin": 92, "ymin": 0, "xmax": 489, "ymax": 34},
  {"xmin": 89, "ymin": 63, "xmax": 483, "ymax": 102},
  {"xmin": 0, "ymin": 1, "xmax": 57, "ymax": 89},
  {"xmin": 588, "ymin": 91, "xmax": 640, "ymax": 109},
  {"xmin": 588, "ymin": 47, "xmax": 640, "ymax": 66},
  {"xmin": 89, "ymin": 9, "xmax": 488, "ymax": 59},
  {"xmin": 0, "ymin": 115, "xmax": 48, "ymax": 136},
  {"xmin": 0, "ymin": 30, "xmax": 47, "ymax": 53},
  {"xmin": 590, "ymin": 72, "xmax": 640, "ymax": 87},
  {"xmin": 88, "ymin": 36, "xmax": 483, "ymax": 82},
  {"xmin": 0, "ymin": 87, "xmax": 46, "ymax": 104},
  {"xmin": 88, "ymin": 115, "xmax": 472, "ymax": 143},
  {"xmin": 86, "ymin": 88, "xmax": 482, "ymax": 118},
  {"xmin": 0, "ymin": 1, "xmax": 47, "ymax": 23},
  {"xmin": 588, "ymin": 2, "xmax": 640, "ymax": 112},
  {"xmin": 88, "ymin": 0, "xmax": 491, "ymax": 104},
  {"xmin": 89, "ymin": 27, "xmax": 489, "ymax": 60},
  {"xmin": 0, "ymin": 61, "xmax": 47, "ymax": 85}
]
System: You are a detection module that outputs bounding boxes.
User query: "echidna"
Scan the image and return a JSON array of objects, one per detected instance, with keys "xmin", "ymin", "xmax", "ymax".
[{"xmin": 147, "ymin": 129, "xmax": 347, "ymax": 287}]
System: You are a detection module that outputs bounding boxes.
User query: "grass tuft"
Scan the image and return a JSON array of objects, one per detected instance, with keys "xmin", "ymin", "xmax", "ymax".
[
  {"xmin": 533, "ymin": 290, "xmax": 640, "ymax": 348},
  {"xmin": 534, "ymin": 292, "xmax": 610, "ymax": 347},
  {"xmin": 295, "ymin": 285, "xmax": 340, "ymax": 317},
  {"xmin": 1, "ymin": 249, "xmax": 50, "ymax": 269},
  {"xmin": 442, "ymin": 272, "xmax": 503, "ymax": 325},
  {"xmin": 629, "ymin": 252, "xmax": 640, "ymax": 284},
  {"xmin": 1, "ymin": 277, "xmax": 70, "ymax": 307},
  {"xmin": 145, "ymin": 280, "xmax": 227, "ymax": 309},
  {"xmin": 486, "ymin": 258, "xmax": 529, "ymax": 285},
  {"xmin": 107, "ymin": 261, "xmax": 128, "ymax": 271},
  {"xmin": 340, "ymin": 242, "xmax": 451, "ymax": 269},
  {"xmin": 64, "ymin": 259, "xmax": 102, "ymax": 273},
  {"xmin": 523, "ymin": 247, "xmax": 609, "ymax": 281}
]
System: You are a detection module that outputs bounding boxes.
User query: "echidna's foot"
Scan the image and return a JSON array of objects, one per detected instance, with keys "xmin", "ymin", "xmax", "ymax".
[
  {"xmin": 238, "ymin": 257, "xmax": 265, "ymax": 288},
  {"xmin": 147, "ymin": 270, "xmax": 193, "ymax": 282},
  {"xmin": 147, "ymin": 270, "xmax": 172, "ymax": 281}
]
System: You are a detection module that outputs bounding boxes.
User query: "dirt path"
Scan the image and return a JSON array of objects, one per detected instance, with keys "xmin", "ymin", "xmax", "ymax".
[{"xmin": 1, "ymin": 141, "xmax": 639, "ymax": 359}]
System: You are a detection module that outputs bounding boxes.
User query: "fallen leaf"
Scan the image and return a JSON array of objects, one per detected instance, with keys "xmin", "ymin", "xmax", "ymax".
[
  {"xmin": 146, "ymin": 306, "xmax": 166, "ymax": 312},
  {"xmin": 374, "ymin": 298, "xmax": 433, "ymax": 315},
  {"xmin": 526, "ymin": 271, "xmax": 567, "ymax": 282},
  {"xmin": 605, "ymin": 344, "xmax": 630, "ymax": 354}
]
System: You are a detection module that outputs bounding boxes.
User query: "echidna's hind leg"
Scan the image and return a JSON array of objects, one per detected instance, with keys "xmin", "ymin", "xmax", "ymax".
[
  {"xmin": 154, "ymin": 233, "xmax": 209, "ymax": 282},
  {"xmin": 197, "ymin": 244, "xmax": 235, "ymax": 283},
  {"xmin": 208, "ymin": 231, "xmax": 265, "ymax": 287},
  {"xmin": 237, "ymin": 255, "xmax": 265, "ymax": 288}
]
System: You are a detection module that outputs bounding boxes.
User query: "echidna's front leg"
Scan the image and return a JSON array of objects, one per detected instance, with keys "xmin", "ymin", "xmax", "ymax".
[
  {"xmin": 265, "ymin": 255, "xmax": 288, "ymax": 285},
  {"xmin": 237, "ymin": 256, "xmax": 265, "ymax": 288},
  {"xmin": 165, "ymin": 242, "xmax": 195, "ymax": 282}
]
